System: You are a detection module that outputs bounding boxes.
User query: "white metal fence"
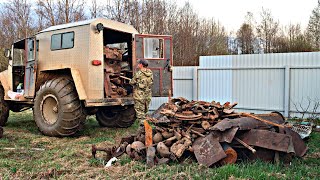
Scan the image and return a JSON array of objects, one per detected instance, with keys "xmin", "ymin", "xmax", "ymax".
[{"xmin": 150, "ymin": 52, "xmax": 320, "ymax": 118}]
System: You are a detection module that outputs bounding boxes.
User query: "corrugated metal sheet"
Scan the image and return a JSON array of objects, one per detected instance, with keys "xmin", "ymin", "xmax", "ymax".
[
  {"xmin": 173, "ymin": 66, "xmax": 195, "ymax": 100},
  {"xmin": 149, "ymin": 52, "xmax": 320, "ymax": 117},
  {"xmin": 200, "ymin": 52, "xmax": 320, "ymax": 68},
  {"xmin": 199, "ymin": 52, "xmax": 320, "ymax": 116},
  {"xmin": 198, "ymin": 69, "xmax": 232, "ymax": 103},
  {"xmin": 150, "ymin": 66, "xmax": 195, "ymax": 111},
  {"xmin": 232, "ymin": 69, "xmax": 284, "ymax": 113},
  {"xmin": 290, "ymin": 68, "xmax": 320, "ymax": 117}
]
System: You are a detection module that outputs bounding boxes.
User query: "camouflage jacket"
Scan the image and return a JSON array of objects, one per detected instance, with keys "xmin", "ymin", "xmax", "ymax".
[{"xmin": 129, "ymin": 69, "xmax": 153, "ymax": 99}]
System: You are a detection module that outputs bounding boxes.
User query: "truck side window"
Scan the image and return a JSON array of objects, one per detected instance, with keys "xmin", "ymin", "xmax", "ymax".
[
  {"xmin": 28, "ymin": 39, "xmax": 34, "ymax": 60},
  {"xmin": 51, "ymin": 32, "xmax": 74, "ymax": 50}
]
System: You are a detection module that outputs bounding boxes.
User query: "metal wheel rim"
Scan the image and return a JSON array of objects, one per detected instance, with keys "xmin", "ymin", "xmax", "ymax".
[{"xmin": 40, "ymin": 94, "xmax": 59, "ymax": 125}]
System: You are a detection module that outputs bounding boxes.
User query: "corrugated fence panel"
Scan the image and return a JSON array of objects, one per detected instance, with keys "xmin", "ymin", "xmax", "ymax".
[
  {"xmin": 232, "ymin": 69, "xmax": 285, "ymax": 114},
  {"xmin": 150, "ymin": 66, "xmax": 195, "ymax": 112},
  {"xmin": 200, "ymin": 52, "xmax": 320, "ymax": 68},
  {"xmin": 198, "ymin": 69, "xmax": 232, "ymax": 103},
  {"xmin": 172, "ymin": 66, "xmax": 194, "ymax": 100},
  {"xmin": 148, "ymin": 52, "xmax": 320, "ymax": 116},
  {"xmin": 290, "ymin": 68, "xmax": 320, "ymax": 117},
  {"xmin": 200, "ymin": 56, "xmax": 232, "ymax": 67},
  {"xmin": 199, "ymin": 52, "xmax": 320, "ymax": 117}
]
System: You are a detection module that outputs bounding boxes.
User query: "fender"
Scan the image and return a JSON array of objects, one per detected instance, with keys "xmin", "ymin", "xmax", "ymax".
[
  {"xmin": 0, "ymin": 70, "xmax": 11, "ymax": 100},
  {"xmin": 38, "ymin": 68, "xmax": 87, "ymax": 100},
  {"xmin": 70, "ymin": 69, "xmax": 87, "ymax": 100}
]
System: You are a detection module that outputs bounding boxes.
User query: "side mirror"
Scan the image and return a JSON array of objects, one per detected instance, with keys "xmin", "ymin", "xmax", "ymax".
[
  {"xmin": 96, "ymin": 23, "xmax": 104, "ymax": 33},
  {"xmin": 4, "ymin": 49, "xmax": 11, "ymax": 59}
]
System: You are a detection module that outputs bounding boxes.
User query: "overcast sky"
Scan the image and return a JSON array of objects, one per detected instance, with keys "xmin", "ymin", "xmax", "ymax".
[
  {"xmin": 2, "ymin": 0, "xmax": 318, "ymax": 32},
  {"xmin": 177, "ymin": 0, "xmax": 318, "ymax": 32}
]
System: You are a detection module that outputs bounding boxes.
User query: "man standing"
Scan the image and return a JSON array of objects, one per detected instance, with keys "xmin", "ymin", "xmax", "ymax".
[{"xmin": 129, "ymin": 59, "xmax": 153, "ymax": 125}]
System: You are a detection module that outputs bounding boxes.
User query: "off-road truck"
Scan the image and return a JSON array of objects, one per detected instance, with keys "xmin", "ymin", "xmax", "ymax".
[{"xmin": 0, "ymin": 18, "xmax": 173, "ymax": 136}]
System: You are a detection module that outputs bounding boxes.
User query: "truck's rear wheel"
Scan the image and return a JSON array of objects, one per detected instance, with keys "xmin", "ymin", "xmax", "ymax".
[
  {"xmin": 34, "ymin": 77, "xmax": 86, "ymax": 137},
  {"xmin": 96, "ymin": 105, "xmax": 135, "ymax": 128},
  {"xmin": 0, "ymin": 83, "xmax": 9, "ymax": 126}
]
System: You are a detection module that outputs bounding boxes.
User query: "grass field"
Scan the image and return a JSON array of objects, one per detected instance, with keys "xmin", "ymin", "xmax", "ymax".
[{"xmin": 0, "ymin": 110, "xmax": 319, "ymax": 179}]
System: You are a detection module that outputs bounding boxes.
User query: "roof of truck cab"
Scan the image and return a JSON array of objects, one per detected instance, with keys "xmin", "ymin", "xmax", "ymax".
[{"xmin": 38, "ymin": 18, "xmax": 139, "ymax": 34}]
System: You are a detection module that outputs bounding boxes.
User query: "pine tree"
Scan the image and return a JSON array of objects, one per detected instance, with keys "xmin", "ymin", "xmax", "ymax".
[{"xmin": 307, "ymin": 0, "xmax": 320, "ymax": 50}]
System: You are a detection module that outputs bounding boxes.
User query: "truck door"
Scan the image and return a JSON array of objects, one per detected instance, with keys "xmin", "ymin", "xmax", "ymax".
[
  {"xmin": 134, "ymin": 35, "xmax": 173, "ymax": 97},
  {"xmin": 24, "ymin": 38, "xmax": 37, "ymax": 98}
]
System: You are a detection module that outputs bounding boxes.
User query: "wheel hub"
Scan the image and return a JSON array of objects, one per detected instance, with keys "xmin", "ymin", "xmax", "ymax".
[{"xmin": 40, "ymin": 94, "xmax": 59, "ymax": 125}]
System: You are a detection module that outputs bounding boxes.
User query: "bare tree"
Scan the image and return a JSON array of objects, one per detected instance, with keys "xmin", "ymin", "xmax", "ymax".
[
  {"xmin": 36, "ymin": 0, "xmax": 58, "ymax": 27},
  {"xmin": 286, "ymin": 24, "xmax": 313, "ymax": 52},
  {"xmin": 90, "ymin": 0, "xmax": 105, "ymax": 18},
  {"xmin": 104, "ymin": 0, "xmax": 130, "ymax": 23},
  {"xmin": 236, "ymin": 23, "xmax": 255, "ymax": 54},
  {"xmin": 292, "ymin": 97, "xmax": 320, "ymax": 121},
  {"xmin": 0, "ymin": 0, "xmax": 35, "ymax": 71},
  {"xmin": 236, "ymin": 12, "xmax": 258, "ymax": 54},
  {"xmin": 174, "ymin": 2, "xmax": 199, "ymax": 66},
  {"xmin": 257, "ymin": 8, "xmax": 279, "ymax": 53},
  {"xmin": 57, "ymin": 0, "xmax": 87, "ymax": 24},
  {"xmin": 2, "ymin": 0, "xmax": 34, "ymax": 39},
  {"xmin": 36, "ymin": 0, "xmax": 86, "ymax": 28}
]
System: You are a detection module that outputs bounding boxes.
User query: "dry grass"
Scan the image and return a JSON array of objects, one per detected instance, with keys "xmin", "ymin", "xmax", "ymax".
[{"xmin": 0, "ymin": 110, "xmax": 319, "ymax": 179}]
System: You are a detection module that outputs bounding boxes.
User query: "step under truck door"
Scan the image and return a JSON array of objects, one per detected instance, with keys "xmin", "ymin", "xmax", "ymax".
[{"xmin": 134, "ymin": 34, "xmax": 173, "ymax": 97}]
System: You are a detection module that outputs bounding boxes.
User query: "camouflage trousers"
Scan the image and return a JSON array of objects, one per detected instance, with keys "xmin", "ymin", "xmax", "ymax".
[{"xmin": 134, "ymin": 98, "xmax": 151, "ymax": 124}]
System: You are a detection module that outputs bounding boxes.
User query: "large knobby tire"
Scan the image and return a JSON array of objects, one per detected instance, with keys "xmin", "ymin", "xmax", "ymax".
[
  {"xmin": 0, "ymin": 83, "xmax": 9, "ymax": 126},
  {"xmin": 33, "ymin": 77, "xmax": 86, "ymax": 137},
  {"xmin": 96, "ymin": 105, "xmax": 135, "ymax": 128}
]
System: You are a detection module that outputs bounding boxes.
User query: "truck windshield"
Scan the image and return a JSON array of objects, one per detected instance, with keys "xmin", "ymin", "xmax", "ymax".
[
  {"xmin": 13, "ymin": 49, "xmax": 25, "ymax": 66},
  {"xmin": 12, "ymin": 39, "xmax": 26, "ymax": 66}
]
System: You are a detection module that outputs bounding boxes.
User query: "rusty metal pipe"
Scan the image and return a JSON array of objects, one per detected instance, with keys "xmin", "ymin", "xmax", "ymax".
[
  {"xmin": 241, "ymin": 113, "xmax": 286, "ymax": 128},
  {"xmin": 234, "ymin": 137, "xmax": 256, "ymax": 154}
]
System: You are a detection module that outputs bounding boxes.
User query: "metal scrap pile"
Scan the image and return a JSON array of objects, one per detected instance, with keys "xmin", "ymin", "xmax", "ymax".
[{"xmin": 92, "ymin": 97, "xmax": 308, "ymax": 167}]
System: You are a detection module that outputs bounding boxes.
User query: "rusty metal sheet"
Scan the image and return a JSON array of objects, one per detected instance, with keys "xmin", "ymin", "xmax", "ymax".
[
  {"xmin": 212, "ymin": 127, "xmax": 239, "ymax": 143},
  {"xmin": 210, "ymin": 117, "xmax": 270, "ymax": 131},
  {"xmin": 284, "ymin": 128, "xmax": 308, "ymax": 157},
  {"xmin": 255, "ymin": 112, "xmax": 285, "ymax": 124},
  {"xmin": 220, "ymin": 127, "xmax": 238, "ymax": 143},
  {"xmin": 192, "ymin": 133, "xmax": 226, "ymax": 167},
  {"xmin": 211, "ymin": 113, "xmax": 285, "ymax": 132},
  {"xmin": 239, "ymin": 129, "xmax": 294, "ymax": 153}
]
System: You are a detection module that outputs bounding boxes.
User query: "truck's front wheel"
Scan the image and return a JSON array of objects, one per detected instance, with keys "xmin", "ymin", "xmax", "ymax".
[
  {"xmin": 96, "ymin": 105, "xmax": 135, "ymax": 128},
  {"xmin": 34, "ymin": 77, "xmax": 86, "ymax": 136},
  {"xmin": 0, "ymin": 83, "xmax": 9, "ymax": 126}
]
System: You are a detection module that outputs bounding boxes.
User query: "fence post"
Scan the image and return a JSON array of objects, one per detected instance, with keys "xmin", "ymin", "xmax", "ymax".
[
  {"xmin": 284, "ymin": 66, "xmax": 291, "ymax": 117},
  {"xmin": 193, "ymin": 67, "xmax": 198, "ymax": 100}
]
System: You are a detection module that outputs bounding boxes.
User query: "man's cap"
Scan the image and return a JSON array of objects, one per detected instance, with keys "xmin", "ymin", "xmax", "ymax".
[{"xmin": 137, "ymin": 59, "xmax": 148, "ymax": 66}]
